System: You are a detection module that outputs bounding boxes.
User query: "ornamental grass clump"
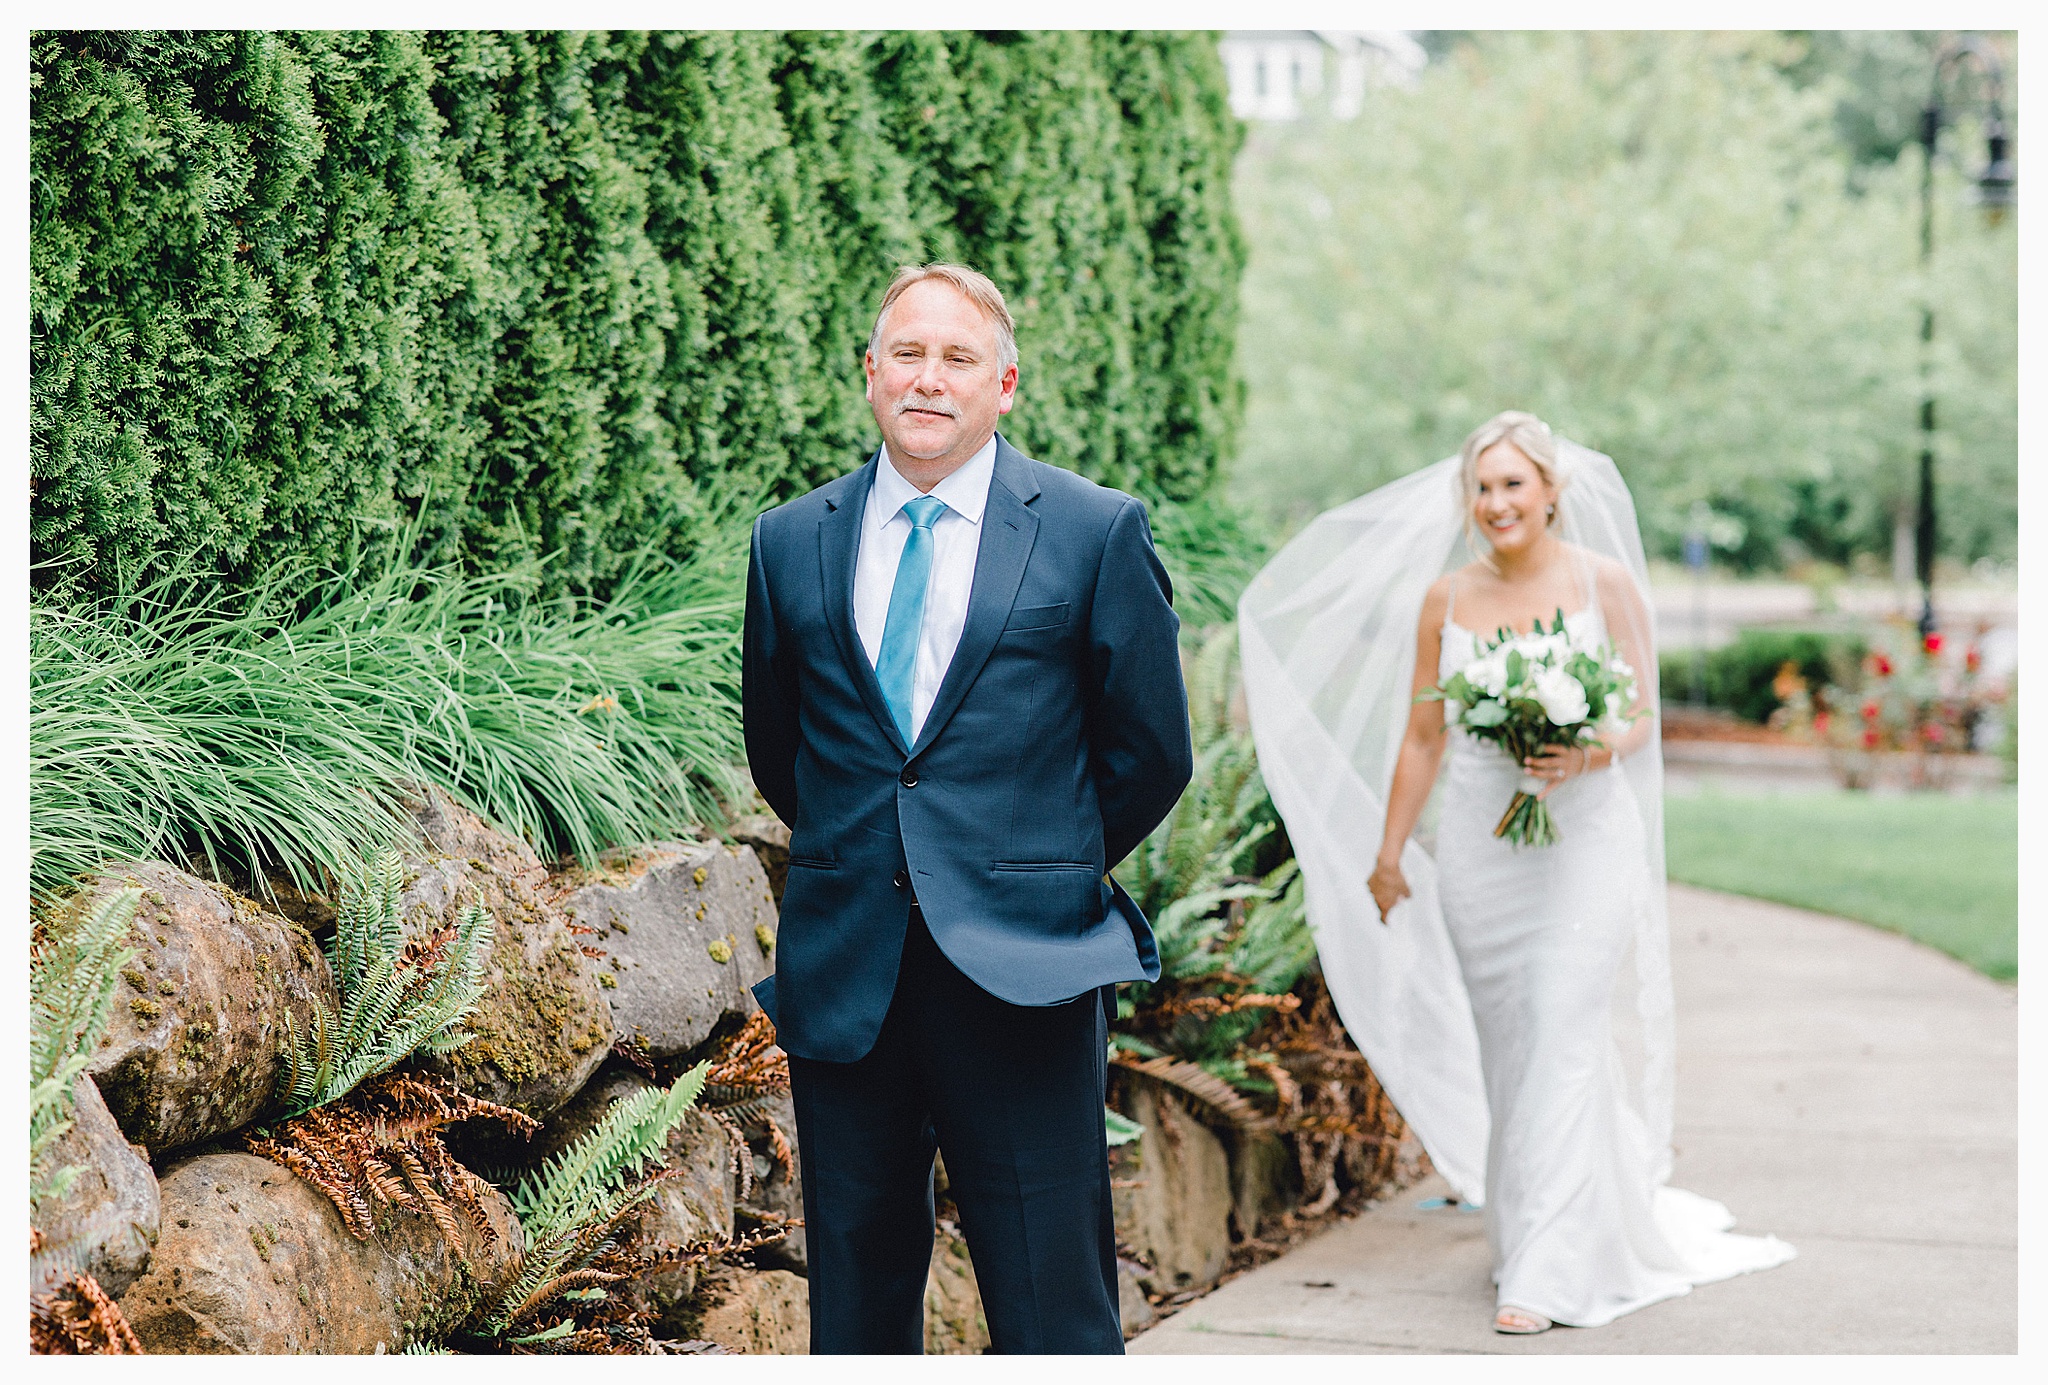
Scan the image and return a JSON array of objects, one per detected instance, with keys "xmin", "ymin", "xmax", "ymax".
[{"xmin": 29, "ymin": 529, "xmax": 747, "ymax": 904}]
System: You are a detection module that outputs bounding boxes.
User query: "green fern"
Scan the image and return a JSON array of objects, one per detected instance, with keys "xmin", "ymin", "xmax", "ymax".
[
  {"xmin": 30, "ymin": 886, "xmax": 141, "ymax": 1204},
  {"xmin": 486, "ymin": 1064, "xmax": 709, "ymax": 1336},
  {"xmin": 1231, "ymin": 861, "xmax": 1315, "ymax": 996},
  {"xmin": 1111, "ymin": 625, "xmax": 1319, "ymax": 1085},
  {"xmin": 275, "ymin": 849, "xmax": 493, "ymax": 1116},
  {"xmin": 1117, "ymin": 626, "xmax": 1279, "ymax": 980}
]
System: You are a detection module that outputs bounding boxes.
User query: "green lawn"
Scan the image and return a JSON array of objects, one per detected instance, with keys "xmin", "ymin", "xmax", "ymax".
[{"xmin": 1662, "ymin": 790, "xmax": 2018, "ymax": 982}]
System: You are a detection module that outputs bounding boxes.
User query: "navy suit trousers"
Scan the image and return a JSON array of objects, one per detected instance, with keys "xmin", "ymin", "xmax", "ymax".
[{"xmin": 788, "ymin": 907, "xmax": 1123, "ymax": 1354}]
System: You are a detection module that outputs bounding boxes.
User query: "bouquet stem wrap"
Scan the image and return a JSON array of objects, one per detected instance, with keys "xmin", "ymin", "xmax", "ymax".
[{"xmin": 1496, "ymin": 774, "xmax": 1558, "ymax": 847}]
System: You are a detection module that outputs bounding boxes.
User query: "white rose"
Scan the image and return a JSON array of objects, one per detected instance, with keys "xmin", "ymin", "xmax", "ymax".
[
  {"xmin": 1534, "ymin": 665, "xmax": 1590, "ymax": 725},
  {"xmin": 1466, "ymin": 652, "xmax": 1509, "ymax": 697}
]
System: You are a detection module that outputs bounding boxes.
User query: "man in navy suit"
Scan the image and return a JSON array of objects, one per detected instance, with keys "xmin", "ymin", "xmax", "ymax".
[{"xmin": 742, "ymin": 263, "xmax": 1193, "ymax": 1353}]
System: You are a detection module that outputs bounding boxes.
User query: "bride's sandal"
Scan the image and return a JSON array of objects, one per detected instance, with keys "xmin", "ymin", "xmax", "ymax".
[{"xmin": 1494, "ymin": 1307, "xmax": 1554, "ymax": 1335}]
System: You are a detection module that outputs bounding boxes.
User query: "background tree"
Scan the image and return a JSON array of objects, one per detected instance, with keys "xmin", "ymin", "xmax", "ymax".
[{"xmin": 1230, "ymin": 30, "xmax": 2016, "ymax": 572}]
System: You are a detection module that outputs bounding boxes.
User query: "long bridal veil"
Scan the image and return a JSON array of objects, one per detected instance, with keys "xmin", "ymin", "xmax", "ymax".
[{"xmin": 1237, "ymin": 438, "xmax": 1670, "ymax": 1206}]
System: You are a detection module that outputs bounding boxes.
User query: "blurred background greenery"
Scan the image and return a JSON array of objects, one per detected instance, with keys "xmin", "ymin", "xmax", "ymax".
[
  {"xmin": 1229, "ymin": 30, "xmax": 2016, "ymax": 575},
  {"xmin": 1223, "ymin": 29, "xmax": 2016, "ymax": 982}
]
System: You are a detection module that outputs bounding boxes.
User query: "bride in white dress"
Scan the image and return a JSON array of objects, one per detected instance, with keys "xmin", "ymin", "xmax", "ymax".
[{"xmin": 1238, "ymin": 411, "xmax": 1793, "ymax": 1335}]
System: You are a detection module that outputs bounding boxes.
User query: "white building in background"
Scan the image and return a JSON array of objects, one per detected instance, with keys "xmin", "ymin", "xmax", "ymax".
[{"xmin": 1218, "ymin": 31, "xmax": 1427, "ymax": 121}]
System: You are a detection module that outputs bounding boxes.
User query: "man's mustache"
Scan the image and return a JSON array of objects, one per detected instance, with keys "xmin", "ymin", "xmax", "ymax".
[{"xmin": 893, "ymin": 394, "xmax": 959, "ymax": 419}]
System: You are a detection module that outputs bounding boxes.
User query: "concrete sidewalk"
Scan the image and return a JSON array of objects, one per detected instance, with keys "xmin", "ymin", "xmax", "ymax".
[{"xmin": 1130, "ymin": 884, "xmax": 2017, "ymax": 1354}]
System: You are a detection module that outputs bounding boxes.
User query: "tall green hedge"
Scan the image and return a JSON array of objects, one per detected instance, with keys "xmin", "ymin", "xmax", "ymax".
[{"xmin": 31, "ymin": 31, "xmax": 1245, "ymax": 599}]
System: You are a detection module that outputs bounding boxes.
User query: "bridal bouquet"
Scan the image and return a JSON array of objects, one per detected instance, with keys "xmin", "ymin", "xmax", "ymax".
[{"xmin": 1421, "ymin": 611, "xmax": 1642, "ymax": 847}]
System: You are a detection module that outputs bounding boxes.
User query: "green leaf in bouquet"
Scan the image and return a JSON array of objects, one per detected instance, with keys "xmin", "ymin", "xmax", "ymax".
[
  {"xmin": 1505, "ymin": 649, "xmax": 1526, "ymax": 688},
  {"xmin": 1465, "ymin": 699, "xmax": 1509, "ymax": 728}
]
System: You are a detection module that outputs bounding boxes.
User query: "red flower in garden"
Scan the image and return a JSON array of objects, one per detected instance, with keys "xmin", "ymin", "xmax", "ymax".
[
  {"xmin": 1924, "ymin": 632, "xmax": 1945, "ymax": 655},
  {"xmin": 1861, "ymin": 728, "xmax": 1880, "ymax": 749},
  {"xmin": 1966, "ymin": 645, "xmax": 1983, "ymax": 673},
  {"xmin": 1861, "ymin": 700, "xmax": 1880, "ymax": 721},
  {"xmin": 1867, "ymin": 653, "xmax": 1894, "ymax": 678},
  {"xmin": 1813, "ymin": 711, "xmax": 1831, "ymax": 737},
  {"xmin": 1922, "ymin": 722, "xmax": 1945, "ymax": 746}
]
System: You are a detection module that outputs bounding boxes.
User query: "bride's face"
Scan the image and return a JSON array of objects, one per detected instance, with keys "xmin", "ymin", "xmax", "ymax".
[{"xmin": 1472, "ymin": 442, "xmax": 1557, "ymax": 558}]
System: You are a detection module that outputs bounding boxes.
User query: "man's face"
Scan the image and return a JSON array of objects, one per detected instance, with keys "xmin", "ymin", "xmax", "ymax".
[{"xmin": 865, "ymin": 279, "xmax": 1017, "ymax": 476}]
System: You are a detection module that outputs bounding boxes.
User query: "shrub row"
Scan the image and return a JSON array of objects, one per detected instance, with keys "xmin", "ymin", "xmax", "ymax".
[
  {"xmin": 32, "ymin": 31, "xmax": 1245, "ymax": 601},
  {"xmin": 1659, "ymin": 627, "xmax": 1868, "ymax": 724}
]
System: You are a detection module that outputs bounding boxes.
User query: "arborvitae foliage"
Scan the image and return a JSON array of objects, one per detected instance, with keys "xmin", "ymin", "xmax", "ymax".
[
  {"xmin": 29, "ymin": 886, "xmax": 141, "ymax": 1204},
  {"xmin": 32, "ymin": 31, "xmax": 1244, "ymax": 603},
  {"xmin": 275, "ymin": 849, "xmax": 491, "ymax": 1116}
]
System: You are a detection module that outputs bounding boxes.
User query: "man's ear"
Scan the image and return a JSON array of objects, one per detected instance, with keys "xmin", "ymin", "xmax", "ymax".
[
  {"xmin": 996, "ymin": 362, "xmax": 1018, "ymax": 416},
  {"xmin": 863, "ymin": 350, "xmax": 877, "ymax": 403}
]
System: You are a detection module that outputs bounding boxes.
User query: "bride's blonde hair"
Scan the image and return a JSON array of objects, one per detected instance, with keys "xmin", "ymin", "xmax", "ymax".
[{"xmin": 1456, "ymin": 410, "xmax": 1568, "ymax": 562}]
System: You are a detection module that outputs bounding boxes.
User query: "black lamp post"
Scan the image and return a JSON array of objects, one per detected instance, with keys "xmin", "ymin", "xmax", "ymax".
[{"xmin": 1915, "ymin": 34, "xmax": 2015, "ymax": 638}]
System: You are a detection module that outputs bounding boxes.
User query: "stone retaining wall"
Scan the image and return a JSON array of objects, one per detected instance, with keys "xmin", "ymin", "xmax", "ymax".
[{"xmin": 43, "ymin": 789, "xmax": 1311, "ymax": 1354}]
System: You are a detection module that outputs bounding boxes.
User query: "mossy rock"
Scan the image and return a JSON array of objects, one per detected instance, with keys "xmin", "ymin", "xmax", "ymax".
[
  {"xmin": 398, "ymin": 789, "xmax": 615, "ymax": 1118},
  {"xmin": 82, "ymin": 861, "xmax": 336, "ymax": 1156},
  {"xmin": 557, "ymin": 840, "xmax": 777, "ymax": 1061},
  {"xmin": 118, "ymin": 1152, "xmax": 521, "ymax": 1354}
]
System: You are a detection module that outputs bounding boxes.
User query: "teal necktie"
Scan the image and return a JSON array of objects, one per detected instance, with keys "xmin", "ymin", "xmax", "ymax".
[{"xmin": 876, "ymin": 495, "xmax": 948, "ymax": 745}]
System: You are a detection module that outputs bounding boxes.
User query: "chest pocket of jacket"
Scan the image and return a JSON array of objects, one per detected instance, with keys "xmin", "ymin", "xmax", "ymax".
[{"xmin": 1003, "ymin": 602, "xmax": 1069, "ymax": 632}]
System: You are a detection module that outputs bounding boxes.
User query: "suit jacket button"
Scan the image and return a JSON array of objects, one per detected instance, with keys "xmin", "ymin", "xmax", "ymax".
[
  {"xmin": 893, "ymin": 869, "xmax": 910, "ymax": 889},
  {"xmin": 899, "ymin": 766, "xmax": 918, "ymax": 788}
]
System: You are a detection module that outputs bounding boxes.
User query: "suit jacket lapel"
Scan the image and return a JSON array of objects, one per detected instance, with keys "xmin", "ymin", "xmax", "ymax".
[
  {"xmin": 910, "ymin": 436, "xmax": 1041, "ymax": 758},
  {"xmin": 817, "ymin": 457, "xmax": 912, "ymax": 758}
]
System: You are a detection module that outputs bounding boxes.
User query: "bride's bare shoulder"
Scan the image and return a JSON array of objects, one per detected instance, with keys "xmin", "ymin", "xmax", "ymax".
[
  {"xmin": 1584, "ymin": 552, "xmax": 1637, "ymax": 595},
  {"xmin": 1419, "ymin": 564, "xmax": 1484, "ymax": 628},
  {"xmin": 1417, "ymin": 573, "xmax": 1455, "ymax": 626}
]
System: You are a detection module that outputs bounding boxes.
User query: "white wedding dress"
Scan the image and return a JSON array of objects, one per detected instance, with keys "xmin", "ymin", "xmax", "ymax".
[
  {"xmin": 1238, "ymin": 439, "xmax": 1794, "ymax": 1331},
  {"xmin": 1437, "ymin": 599, "xmax": 1793, "ymax": 1326}
]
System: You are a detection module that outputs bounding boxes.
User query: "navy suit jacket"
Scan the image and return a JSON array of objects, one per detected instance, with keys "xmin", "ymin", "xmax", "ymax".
[{"xmin": 742, "ymin": 435, "xmax": 1193, "ymax": 1063}]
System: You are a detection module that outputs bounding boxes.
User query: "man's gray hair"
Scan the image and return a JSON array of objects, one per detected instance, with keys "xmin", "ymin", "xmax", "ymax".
[{"xmin": 867, "ymin": 262, "xmax": 1018, "ymax": 372}]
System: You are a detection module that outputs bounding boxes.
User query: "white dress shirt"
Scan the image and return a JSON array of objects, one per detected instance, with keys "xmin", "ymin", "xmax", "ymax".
[{"xmin": 852, "ymin": 436, "xmax": 997, "ymax": 743}]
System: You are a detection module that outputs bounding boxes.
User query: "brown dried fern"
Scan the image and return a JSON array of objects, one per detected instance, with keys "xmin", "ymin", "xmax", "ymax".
[
  {"xmin": 702, "ymin": 1011, "xmax": 789, "ymax": 1097},
  {"xmin": 245, "ymin": 1070, "xmax": 537, "ymax": 1244},
  {"xmin": 1112, "ymin": 1052, "xmax": 1276, "ymax": 1132},
  {"xmin": 30, "ymin": 1269, "xmax": 142, "ymax": 1355}
]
